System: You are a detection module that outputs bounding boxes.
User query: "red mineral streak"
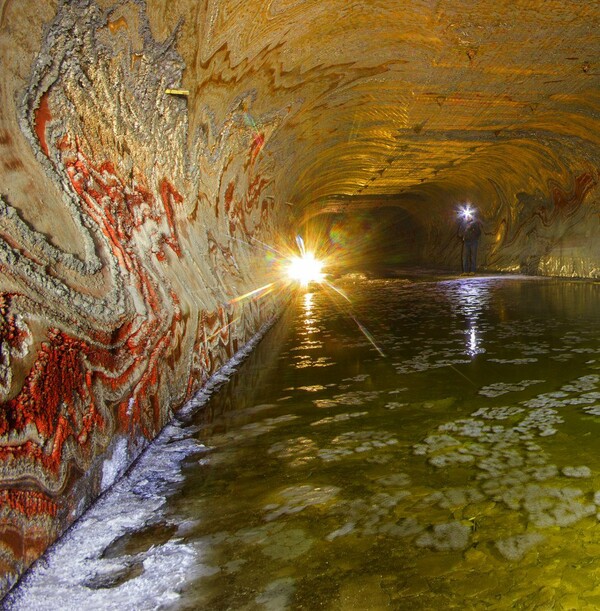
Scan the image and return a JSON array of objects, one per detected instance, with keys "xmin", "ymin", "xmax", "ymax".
[
  {"xmin": 159, "ymin": 178, "xmax": 183, "ymax": 257},
  {"xmin": 0, "ymin": 130, "xmax": 12, "ymax": 145},
  {"xmin": 224, "ymin": 181, "xmax": 236, "ymax": 234},
  {"xmin": 34, "ymin": 92, "xmax": 52, "ymax": 157},
  {"xmin": 502, "ymin": 172, "xmax": 597, "ymax": 246},
  {"xmin": 550, "ymin": 172, "xmax": 596, "ymax": 220},
  {"xmin": 0, "ymin": 329, "xmax": 104, "ymax": 474},
  {"xmin": 0, "ymin": 138, "xmax": 241, "ymax": 514},
  {"xmin": 0, "ymin": 490, "xmax": 58, "ymax": 518},
  {"xmin": 223, "ymin": 175, "xmax": 269, "ymax": 237},
  {"xmin": 250, "ymin": 131, "xmax": 265, "ymax": 163}
]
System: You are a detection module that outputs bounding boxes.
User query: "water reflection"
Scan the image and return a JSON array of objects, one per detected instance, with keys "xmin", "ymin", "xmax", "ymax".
[
  {"xmin": 467, "ymin": 325, "xmax": 484, "ymax": 357},
  {"xmin": 8, "ymin": 275, "xmax": 600, "ymax": 611},
  {"xmin": 299, "ymin": 291, "xmax": 321, "ymax": 345},
  {"xmin": 445, "ymin": 279, "xmax": 491, "ymax": 357}
]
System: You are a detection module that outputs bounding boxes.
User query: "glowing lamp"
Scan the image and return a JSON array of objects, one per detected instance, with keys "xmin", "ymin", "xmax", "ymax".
[
  {"xmin": 459, "ymin": 204, "xmax": 474, "ymax": 221},
  {"xmin": 287, "ymin": 253, "xmax": 325, "ymax": 286}
]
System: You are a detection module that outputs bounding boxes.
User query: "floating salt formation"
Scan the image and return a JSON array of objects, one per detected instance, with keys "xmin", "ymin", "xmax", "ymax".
[
  {"xmin": 261, "ymin": 528, "xmax": 314, "ymax": 560},
  {"xmin": 415, "ymin": 521, "xmax": 471, "ymax": 551},
  {"xmin": 267, "ymin": 436, "xmax": 318, "ymax": 467},
  {"xmin": 487, "ymin": 358, "xmax": 538, "ymax": 364},
  {"xmin": 326, "ymin": 522, "xmax": 356, "ymax": 541},
  {"xmin": 313, "ymin": 390, "xmax": 381, "ymax": 409},
  {"xmin": 582, "ymin": 406, "xmax": 600, "ymax": 415},
  {"xmin": 495, "ymin": 532, "xmax": 545, "ymax": 561},
  {"xmin": 263, "ymin": 485, "xmax": 339, "ymax": 522},
  {"xmin": 425, "ymin": 487, "xmax": 485, "ymax": 509},
  {"xmin": 384, "ymin": 402, "xmax": 408, "ymax": 410},
  {"xmin": 318, "ymin": 430, "xmax": 399, "ymax": 462},
  {"xmin": 255, "ymin": 578, "xmax": 296, "ymax": 610},
  {"xmin": 471, "ymin": 406, "xmax": 525, "ymax": 420},
  {"xmin": 311, "ymin": 411, "xmax": 368, "ymax": 427},
  {"xmin": 211, "ymin": 414, "xmax": 299, "ymax": 444},
  {"xmin": 561, "ymin": 466, "xmax": 592, "ymax": 478},
  {"xmin": 478, "ymin": 379, "xmax": 544, "ymax": 398},
  {"xmin": 376, "ymin": 473, "xmax": 411, "ymax": 487},
  {"xmin": 342, "ymin": 374, "xmax": 371, "ymax": 382}
]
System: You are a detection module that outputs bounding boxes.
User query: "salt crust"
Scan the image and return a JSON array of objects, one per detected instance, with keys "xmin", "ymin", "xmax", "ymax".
[
  {"xmin": 425, "ymin": 487, "xmax": 485, "ymax": 509},
  {"xmin": 562, "ymin": 466, "xmax": 592, "ymax": 478},
  {"xmin": 487, "ymin": 358, "xmax": 538, "ymax": 364},
  {"xmin": 267, "ymin": 436, "xmax": 319, "ymax": 467},
  {"xmin": 384, "ymin": 401, "xmax": 408, "ymax": 410},
  {"xmin": 326, "ymin": 491, "xmax": 415, "ymax": 539},
  {"xmin": 318, "ymin": 430, "xmax": 399, "ymax": 462},
  {"xmin": 7, "ymin": 430, "xmax": 213, "ymax": 611}
]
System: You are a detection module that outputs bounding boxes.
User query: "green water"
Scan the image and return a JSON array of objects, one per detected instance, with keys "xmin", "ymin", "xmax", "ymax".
[{"xmin": 159, "ymin": 275, "xmax": 600, "ymax": 609}]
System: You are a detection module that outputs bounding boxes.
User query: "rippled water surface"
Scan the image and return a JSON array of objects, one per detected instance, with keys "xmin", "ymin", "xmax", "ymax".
[{"xmin": 10, "ymin": 274, "xmax": 600, "ymax": 610}]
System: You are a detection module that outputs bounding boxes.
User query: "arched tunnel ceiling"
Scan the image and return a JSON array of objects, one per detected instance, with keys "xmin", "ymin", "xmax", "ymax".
[{"xmin": 147, "ymin": 0, "xmax": 600, "ymax": 221}]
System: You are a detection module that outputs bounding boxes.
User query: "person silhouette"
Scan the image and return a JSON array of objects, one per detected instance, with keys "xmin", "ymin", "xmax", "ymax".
[{"xmin": 457, "ymin": 207, "xmax": 482, "ymax": 274}]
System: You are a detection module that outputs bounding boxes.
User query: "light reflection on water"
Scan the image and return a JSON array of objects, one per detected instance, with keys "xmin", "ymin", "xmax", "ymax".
[
  {"xmin": 9, "ymin": 275, "xmax": 600, "ymax": 610},
  {"xmin": 171, "ymin": 275, "xmax": 600, "ymax": 610}
]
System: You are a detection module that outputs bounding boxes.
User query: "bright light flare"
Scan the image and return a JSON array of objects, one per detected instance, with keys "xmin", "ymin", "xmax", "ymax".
[
  {"xmin": 458, "ymin": 204, "xmax": 474, "ymax": 221},
  {"xmin": 287, "ymin": 252, "xmax": 325, "ymax": 286}
]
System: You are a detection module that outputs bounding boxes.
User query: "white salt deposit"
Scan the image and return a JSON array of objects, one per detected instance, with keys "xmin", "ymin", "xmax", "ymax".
[
  {"xmin": 478, "ymin": 380, "xmax": 544, "ymax": 398},
  {"xmin": 263, "ymin": 485, "xmax": 339, "ymax": 522},
  {"xmin": 583, "ymin": 405, "xmax": 600, "ymax": 415},
  {"xmin": 211, "ymin": 414, "xmax": 299, "ymax": 444},
  {"xmin": 562, "ymin": 466, "xmax": 592, "ymax": 478},
  {"xmin": 318, "ymin": 430, "xmax": 399, "ymax": 462},
  {"xmin": 426, "ymin": 487, "xmax": 485, "ymax": 509},
  {"xmin": 415, "ymin": 521, "xmax": 471, "ymax": 551},
  {"xmin": 384, "ymin": 402, "xmax": 408, "ymax": 410},
  {"xmin": 471, "ymin": 406, "xmax": 524, "ymax": 420},
  {"xmin": 487, "ymin": 358, "xmax": 538, "ymax": 364},
  {"xmin": 6, "ymin": 429, "xmax": 214, "ymax": 611},
  {"xmin": 311, "ymin": 411, "xmax": 368, "ymax": 426},
  {"xmin": 326, "ymin": 521, "xmax": 356, "ymax": 541},
  {"xmin": 495, "ymin": 532, "xmax": 545, "ymax": 561},
  {"xmin": 101, "ymin": 437, "xmax": 130, "ymax": 493},
  {"xmin": 5, "ymin": 322, "xmax": 279, "ymax": 611},
  {"xmin": 255, "ymin": 578, "xmax": 296, "ymax": 610}
]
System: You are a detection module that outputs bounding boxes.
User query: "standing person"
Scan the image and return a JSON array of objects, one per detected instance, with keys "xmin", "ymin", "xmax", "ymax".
[{"xmin": 457, "ymin": 207, "xmax": 482, "ymax": 274}]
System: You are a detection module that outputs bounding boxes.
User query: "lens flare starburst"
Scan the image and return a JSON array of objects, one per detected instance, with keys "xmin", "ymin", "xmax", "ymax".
[
  {"xmin": 225, "ymin": 231, "xmax": 385, "ymax": 357},
  {"xmin": 287, "ymin": 252, "xmax": 325, "ymax": 286}
]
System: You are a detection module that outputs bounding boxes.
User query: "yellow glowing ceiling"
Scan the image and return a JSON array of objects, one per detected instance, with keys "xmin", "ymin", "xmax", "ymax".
[{"xmin": 150, "ymin": 0, "xmax": 599, "ymax": 218}]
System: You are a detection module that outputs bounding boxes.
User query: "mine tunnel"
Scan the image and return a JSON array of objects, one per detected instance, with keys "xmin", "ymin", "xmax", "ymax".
[{"xmin": 1, "ymin": 0, "xmax": 600, "ymax": 608}]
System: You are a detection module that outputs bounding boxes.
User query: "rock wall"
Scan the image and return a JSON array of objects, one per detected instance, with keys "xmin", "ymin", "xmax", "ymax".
[{"xmin": 0, "ymin": 0, "xmax": 288, "ymax": 595}]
